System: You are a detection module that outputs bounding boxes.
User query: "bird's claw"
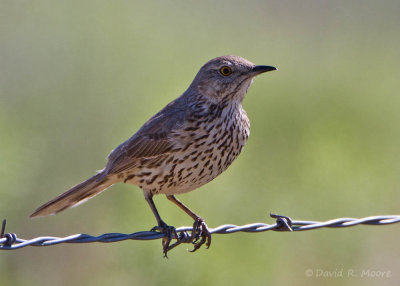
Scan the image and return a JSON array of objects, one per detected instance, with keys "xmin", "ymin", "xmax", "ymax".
[
  {"xmin": 151, "ymin": 222, "xmax": 177, "ymax": 258},
  {"xmin": 189, "ymin": 218, "xmax": 211, "ymax": 252},
  {"xmin": 151, "ymin": 218, "xmax": 211, "ymax": 256}
]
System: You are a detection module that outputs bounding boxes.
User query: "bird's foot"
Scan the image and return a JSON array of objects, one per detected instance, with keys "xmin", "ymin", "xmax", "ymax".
[
  {"xmin": 150, "ymin": 218, "xmax": 211, "ymax": 256},
  {"xmin": 189, "ymin": 217, "xmax": 211, "ymax": 252},
  {"xmin": 151, "ymin": 222, "xmax": 177, "ymax": 258}
]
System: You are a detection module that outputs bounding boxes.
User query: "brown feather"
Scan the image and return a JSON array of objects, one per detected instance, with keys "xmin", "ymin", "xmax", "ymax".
[
  {"xmin": 30, "ymin": 173, "xmax": 115, "ymax": 217},
  {"xmin": 103, "ymin": 101, "xmax": 187, "ymax": 175}
]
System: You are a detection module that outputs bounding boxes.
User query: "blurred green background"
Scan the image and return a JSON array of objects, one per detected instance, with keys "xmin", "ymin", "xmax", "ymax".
[{"xmin": 1, "ymin": 1, "xmax": 399, "ymax": 285}]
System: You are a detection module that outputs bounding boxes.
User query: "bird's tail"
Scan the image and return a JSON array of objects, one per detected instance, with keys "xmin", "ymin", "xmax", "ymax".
[{"xmin": 30, "ymin": 172, "xmax": 115, "ymax": 218}]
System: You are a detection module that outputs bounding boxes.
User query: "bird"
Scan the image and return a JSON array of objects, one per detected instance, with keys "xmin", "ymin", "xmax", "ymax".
[{"xmin": 30, "ymin": 55, "xmax": 277, "ymax": 255}]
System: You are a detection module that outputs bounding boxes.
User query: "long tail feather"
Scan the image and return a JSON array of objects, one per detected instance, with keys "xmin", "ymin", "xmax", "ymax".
[{"xmin": 30, "ymin": 173, "xmax": 115, "ymax": 218}]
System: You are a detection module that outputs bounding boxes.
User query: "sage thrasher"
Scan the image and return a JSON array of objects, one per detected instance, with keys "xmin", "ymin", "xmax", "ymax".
[{"xmin": 30, "ymin": 55, "xmax": 276, "ymax": 255}]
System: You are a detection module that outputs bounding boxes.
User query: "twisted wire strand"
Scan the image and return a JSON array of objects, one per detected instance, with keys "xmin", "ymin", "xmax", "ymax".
[{"xmin": 1, "ymin": 214, "xmax": 399, "ymax": 250}]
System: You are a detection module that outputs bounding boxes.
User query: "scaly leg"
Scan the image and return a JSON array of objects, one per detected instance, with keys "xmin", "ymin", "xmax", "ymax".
[
  {"xmin": 166, "ymin": 195, "xmax": 211, "ymax": 252},
  {"xmin": 143, "ymin": 191, "xmax": 176, "ymax": 257}
]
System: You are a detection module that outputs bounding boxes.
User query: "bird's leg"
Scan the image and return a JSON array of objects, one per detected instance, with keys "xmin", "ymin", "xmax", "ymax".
[
  {"xmin": 166, "ymin": 195, "xmax": 211, "ymax": 252},
  {"xmin": 143, "ymin": 191, "xmax": 176, "ymax": 257}
]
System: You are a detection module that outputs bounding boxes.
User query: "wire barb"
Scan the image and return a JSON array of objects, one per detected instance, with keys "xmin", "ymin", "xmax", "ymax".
[
  {"xmin": 0, "ymin": 219, "xmax": 6, "ymax": 238},
  {"xmin": 0, "ymin": 214, "xmax": 399, "ymax": 251},
  {"xmin": 270, "ymin": 213, "xmax": 293, "ymax": 231},
  {"xmin": 0, "ymin": 219, "xmax": 18, "ymax": 247}
]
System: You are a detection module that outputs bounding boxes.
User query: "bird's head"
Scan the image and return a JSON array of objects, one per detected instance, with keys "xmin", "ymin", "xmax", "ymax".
[{"xmin": 190, "ymin": 55, "xmax": 276, "ymax": 103}]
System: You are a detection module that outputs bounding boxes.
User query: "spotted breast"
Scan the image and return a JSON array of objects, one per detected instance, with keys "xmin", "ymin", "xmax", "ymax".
[{"xmin": 124, "ymin": 100, "xmax": 250, "ymax": 195}]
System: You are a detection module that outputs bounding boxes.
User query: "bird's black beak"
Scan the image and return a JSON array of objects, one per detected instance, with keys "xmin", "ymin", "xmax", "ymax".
[{"xmin": 251, "ymin": 65, "xmax": 277, "ymax": 75}]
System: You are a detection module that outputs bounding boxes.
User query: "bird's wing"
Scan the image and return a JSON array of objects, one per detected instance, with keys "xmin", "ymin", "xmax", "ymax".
[{"xmin": 103, "ymin": 102, "xmax": 187, "ymax": 175}]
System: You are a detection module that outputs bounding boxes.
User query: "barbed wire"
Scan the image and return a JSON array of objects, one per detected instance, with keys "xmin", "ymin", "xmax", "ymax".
[{"xmin": 1, "ymin": 214, "xmax": 399, "ymax": 251}]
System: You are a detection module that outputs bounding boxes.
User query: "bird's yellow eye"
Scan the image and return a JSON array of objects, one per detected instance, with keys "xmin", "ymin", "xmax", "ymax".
[{"xmin": 219, "ymin": 66, "xmax": 232, "ymax": 76}]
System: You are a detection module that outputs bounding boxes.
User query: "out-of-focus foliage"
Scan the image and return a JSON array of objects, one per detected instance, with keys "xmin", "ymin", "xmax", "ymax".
[{"xmin": 1, "ymin": 1, "xmax": 399, "ymax": 285}]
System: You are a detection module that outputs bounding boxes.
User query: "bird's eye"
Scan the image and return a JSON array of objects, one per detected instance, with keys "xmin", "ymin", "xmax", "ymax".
[{"xmin": 219, "ymin": 66, "xmax": 233, "ymax": 76}]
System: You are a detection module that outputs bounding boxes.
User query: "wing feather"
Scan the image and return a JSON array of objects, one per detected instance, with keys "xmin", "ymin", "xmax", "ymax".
[{"xmin": 103, "ymin": 99, "xmax": 187, "ymax": 175}]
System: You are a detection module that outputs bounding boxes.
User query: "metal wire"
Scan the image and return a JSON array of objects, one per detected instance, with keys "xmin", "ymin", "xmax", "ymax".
[{"xmin": 1, "ymin": 214, "xmax": 399, "ymax": 250}]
